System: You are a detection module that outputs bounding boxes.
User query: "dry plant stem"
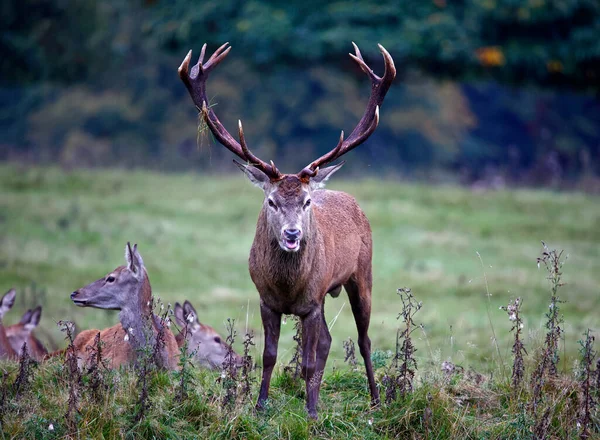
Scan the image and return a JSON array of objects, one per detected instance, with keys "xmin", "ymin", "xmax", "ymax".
[
  {"xmin": 577, "ymin": 329, "xmax": 595, "ymax": 440},
  {"xmin": 501, "ymin": 297, "xmax": 526, "ymax": 392},
  {"xmin": 384, "ymin": 288, "xmax": 421, "ymax": 403},
  {"xmin": 284, "ymin": 317, "xmax": 303, "ymax": 379},
  {"xmin": 343, "ymin": 337, "xmax": 357, "ymax": 368},
  {"xmin": 476, "ymin": 252, "xmax": 506, "ymax": 380},
  {"xmin": 221, "ymin": 318, "xmax": 238, "ymax": 409},
  {"xmin": 240, "ymin": 331, "xmax": 255, "ymax": 403},
  {"xmin": 58, "ymin": 320, "xmax": 80, "ymax": 434},
  {"xmin": 85, "ymin": 332, "xmax": 109, "ymax": 402}
]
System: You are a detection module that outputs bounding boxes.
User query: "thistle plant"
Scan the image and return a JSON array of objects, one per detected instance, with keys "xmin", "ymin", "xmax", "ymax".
[
  {"xmin": 383, "ymin": 287, "xmax": 421, "ymax": 403},
  {"xmin": 500, "ymin": 297, "xmax": 526, "ymax": 392},
  {"xmin": 220, "ymin": 318, "xmax": 238, "ymax": 409},
  {"xmin": 284, "ymin": 316, "xmax": 303, "ymax": 379},
  {"xmin": 577, "ymin": 329, "xmax": 596, "ymax": 440}
]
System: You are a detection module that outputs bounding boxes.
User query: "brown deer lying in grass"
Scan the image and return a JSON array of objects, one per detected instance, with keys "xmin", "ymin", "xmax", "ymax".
[
  {"xmin": 179, "ymin": 42, "xmax": 395, "ymax": 418},
  {"xmin": 173, "ymin": 300, "xmax": 242, "ymax": 369},
  {"xmin": 0, "ymin": 288, "xmax": 17, "ymax": 360},
  {"xmin": 6, "ymin": 306, "xmax": 48, "ymax": 361},
  {"xmin": 70, "ymin": 243, "xmax": 179, "ymax": 370}
]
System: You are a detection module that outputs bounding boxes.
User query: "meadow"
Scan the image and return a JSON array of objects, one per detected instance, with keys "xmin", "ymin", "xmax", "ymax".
[
  {"xmin": 1, "ymin": 164, "xmax": 598, "ymax": 367},
  {"xmin": 0, "ymin": 164, "xmax": 599, "ymax": 438}
]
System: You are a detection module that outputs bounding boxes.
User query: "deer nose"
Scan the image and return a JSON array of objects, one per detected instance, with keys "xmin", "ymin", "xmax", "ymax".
[
  {"xmin": 70, "ymin": 291, "xmax": 79, "ymax": 300},
  {"xmin": 284, "ymin": 228, "xmax": 301, "ymax": 240}
]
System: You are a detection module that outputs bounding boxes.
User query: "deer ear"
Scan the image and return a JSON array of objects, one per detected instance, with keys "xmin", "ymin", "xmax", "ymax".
[
  {"xmin": 0, "ymin": 288, "xmax": 16, "ymax": 317},
  {"xmin": 234, "ymin": 161, "xmax": 272, "ymax": 191},
  {"xmin": 174, "ymin": 302, "xmax": 186, "ymax": 327},
  {"xmin": 125, "ymin": 242, "xmax": 144, "ymax": 277},
  {"xmin": 23, "ymin": 306, "xmax": 42, "ymax": 331},
  {"xmin": 309, "ymin": 162, "xmax": 345, "ymax": 189},
  {"xmin": 19, "ymin": 309, "xmax": 33, "ymax": 325},
  {"xmin": 183, "ymin": 300, "xmax": 199, "ymax": 324}
]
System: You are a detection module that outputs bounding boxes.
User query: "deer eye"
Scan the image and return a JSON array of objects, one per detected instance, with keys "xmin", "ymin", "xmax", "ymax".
[
  {"xmin": 106, "ymin": 276, "xmax": 116, "ymax": 283},
  {"xmin": 214, "ymin": 336, "xmax": 221, "ymax": 344},
  {"xmin": 267, "ymin": 198, "xmax": 277, "ymax": 210},
  {"xmin": 304, "ymin": 199, "xmax": 312, "ymax": 209}
]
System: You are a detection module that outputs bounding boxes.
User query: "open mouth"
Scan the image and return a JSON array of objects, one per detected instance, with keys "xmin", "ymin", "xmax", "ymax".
[{"xmin": 282, "ymin": 239, "xmax": 300, "ymax": 251}]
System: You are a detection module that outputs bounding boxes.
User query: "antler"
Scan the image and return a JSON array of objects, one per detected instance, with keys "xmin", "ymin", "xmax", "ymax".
[
  {"xmin": 178, "ymin": 43, "xmax": 282, "ymax": 180},
  {"xmin": 298, "ymin": 43, "xmax": 396, "ymax": 179}
]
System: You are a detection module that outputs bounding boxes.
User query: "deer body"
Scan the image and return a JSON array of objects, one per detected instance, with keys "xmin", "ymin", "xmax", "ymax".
[
  {"xmin": 70, "ymin": 244, "xmax": 179, "ymax": 370},
  {"xmin": 0, "ymin": 289, "xmax": 17, "ymax": 360},
  {"xmin": 250, "ymin": 187, "xmax": 370, "ymax": 314},
  {"xmin": 179, "ymin": 42, "xmax": 395, "ymax": 418}
]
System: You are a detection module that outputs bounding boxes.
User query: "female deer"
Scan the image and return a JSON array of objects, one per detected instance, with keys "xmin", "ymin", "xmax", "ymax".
[
  {"xmin": 173, "ymin": 300, "xmax": 242, "ymax": 369},
  {"xmin": 70, "ymin": 243, "xmax": 179, "ymax": 370}
]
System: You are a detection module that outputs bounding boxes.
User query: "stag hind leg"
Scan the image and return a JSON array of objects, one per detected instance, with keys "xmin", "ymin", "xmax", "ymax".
[
  {"xmin": 257, "ymin": 303, "xmax": 282, "ymax": 411},
  {"xmin": 345, "ymin": 277, "xmax": 380, "ymax": 406}
]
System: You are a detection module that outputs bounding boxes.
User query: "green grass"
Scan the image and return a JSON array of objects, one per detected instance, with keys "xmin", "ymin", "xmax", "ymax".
[
  {"xmin": 0, "ymin": 354, "xmax": 588, "ymax": 439},
  {"xmin": 0, "ymin": 164, "xmax": 598, "ymax": 372}
]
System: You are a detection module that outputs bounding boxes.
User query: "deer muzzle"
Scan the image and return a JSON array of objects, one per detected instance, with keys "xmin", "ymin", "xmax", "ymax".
[{"xmin": 282, "ymin": 228, "xmax": 302, "ymax": 252}]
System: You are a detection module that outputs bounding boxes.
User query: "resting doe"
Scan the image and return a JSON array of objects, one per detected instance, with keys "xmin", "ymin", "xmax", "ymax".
[{"xmin": 70, "ymin": 243, "xmax": 179, "ymax": 370}]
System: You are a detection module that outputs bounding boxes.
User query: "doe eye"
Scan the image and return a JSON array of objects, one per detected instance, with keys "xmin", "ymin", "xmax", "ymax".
[
  {"xmin": 214, "ymin": 337, "xmax": 221, "ymax": 344},
  {"xmin": 106, "ymin": 276, "xmax": 116, "ymax": 283},
  {"xmin": 267, "ymin": 199, "xmax": 277, "ymax": 209},
  {"xmin": 304, "ymin": 199, "xmax": 312, "ymax": 208}
]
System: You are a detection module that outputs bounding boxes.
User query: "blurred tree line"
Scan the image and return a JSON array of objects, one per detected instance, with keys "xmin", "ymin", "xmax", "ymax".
[{"xmin": 1, "ymin": 0, "xmax": 599, "ymax": 186}]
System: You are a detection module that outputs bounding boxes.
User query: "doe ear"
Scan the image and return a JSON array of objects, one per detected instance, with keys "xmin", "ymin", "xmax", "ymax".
[
  {"xmin": 174, "ymin": 302, "xmax": 186, "ymax": 328},
  {"xmin": 125, "ymin": 242, "xmax": 144, "ymax": 277},
  {"xmin": 19, "ymin": 309, "xmax": 33, "ymax": 325},
  {"xmin": 309, "ymin": 162, "xmax": 345, "ymax": 189},
  {"xmin": 0, "ymin": 288, "xmax": 16, "ymax": 317},
  {"xmin": 183, "ymin": 300, "xmax": 199, "ymax": 324},
  {"xmin": 23, "ymin": 306, "xmax": 42, "ymax": 331},
  {"xmin": 234, "ymin": 161, "xmax": 272, "ymax": 191}
]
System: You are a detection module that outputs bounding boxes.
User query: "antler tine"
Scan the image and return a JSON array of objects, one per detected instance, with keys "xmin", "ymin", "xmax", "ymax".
[
  {"xmin": 299, "ymin": 130, "xmax": 345, "ymax": 179},
  {"xmin": 238, "ymin": 120, "xmax": 282, "ymax": 178},
  {"xmin": 299, "ymin": 44, "xmax": 396, "ymax": 175},
  {"xmin": 179, "ymin": 43, "xmax": 281, "ymax": 180}
]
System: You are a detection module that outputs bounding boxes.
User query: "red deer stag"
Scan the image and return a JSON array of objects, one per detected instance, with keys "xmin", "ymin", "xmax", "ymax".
[
  {"xmin": 0, "ymin": 288, "xmax": 17, "ymax": 360},
  {"xmin": 179, "ymin": 43, "xmax": 395, "ymax": 418},
  {"xmin": 6, "ymin": 306, "xmax": 48, "ymax": 361},
  {"xmin": 70, "ymin": 243, "xmax": 179, "ymax": 370},
  {"xmin": 174, "ymin": 300, "xmax": 242, "ymax": 369}
]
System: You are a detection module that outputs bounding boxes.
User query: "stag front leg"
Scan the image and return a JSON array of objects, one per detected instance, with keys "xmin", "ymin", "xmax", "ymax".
[
  {"xmin": 300, "ymin": 307, "xmax": 325, "ymax": 419},
  {"xmin": 257, "ymin": 302, "xmax": 281, "ymax": 411}
]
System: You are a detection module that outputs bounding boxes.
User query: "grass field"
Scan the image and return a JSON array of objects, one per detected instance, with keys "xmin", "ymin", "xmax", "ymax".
[{"xmin": 0, "ymin": 164, "xmax": 599, "ymax": 372}]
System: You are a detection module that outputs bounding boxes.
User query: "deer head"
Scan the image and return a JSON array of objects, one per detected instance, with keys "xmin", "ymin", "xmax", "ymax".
[
  {"xmin": 0, "ymin": 288, "xmax": 16, "ymax": 321},
  {"xmin": 178, "ymin": 42, "xmax": 395, "ymax": 253},
  {"xmin": 71, "ymin": 242, "xmax": 146, "ymax": 310},
  {"xmin": 174, "ymin": 300, "xmax": 242, "ymax": 369},
  {"xmin": 6, "ymin": 306, "xmax": 43, "ymax": 354}
]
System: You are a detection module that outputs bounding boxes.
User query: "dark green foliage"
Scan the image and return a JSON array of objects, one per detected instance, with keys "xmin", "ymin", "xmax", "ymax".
[{"xmin": 2, "ymin": 0, "xmax": 600, "ymax": 183}]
